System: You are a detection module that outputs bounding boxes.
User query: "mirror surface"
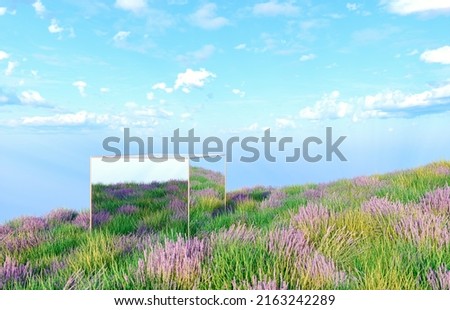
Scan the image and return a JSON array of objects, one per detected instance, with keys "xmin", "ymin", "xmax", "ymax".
[{"xmin": 90, "ymin": 156, "xmax": 189, "ymax": 236}]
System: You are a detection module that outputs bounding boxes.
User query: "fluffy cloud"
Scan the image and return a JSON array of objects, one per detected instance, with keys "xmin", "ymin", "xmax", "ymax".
[
  {"xmin": 152, "ymin": 82, "xmax": 173, "ymax": 94},
  {"xmin": 32, "ymin": 0, "xmax": 45, "ymax": 17},
  {"xmin": 189, "ymin": 3, "xmax": 229, "ymax": 30},
  {"xmin": 234, "ymin": 43, "xmax": 247, "ymax": 50},
  {"xmin": 100, "ymin": 87, "xmax": 110, "ymax": 93},
  {"xmin": 299, "ymin": 83, "xmax": 450, "ymax": 121},
  {"xmin": 174, "ymin": 68, "xmax": 216, "ymax": 91},
  {"xmin": 299, "ymin": 91, "xmax": 353, "ymax": 120},
  {"xmin": 115, "ymin": 0, "xmax": 147, "ymax": 13},
  {"xmin": 20, "ymin": 111, "xmax": 98, "ymax": 126},
  {"xmin": 420, "ymin": 46, "xmax": 450, "ymax": 65},
  {"xmin": 382, "ymin": 0, "xmax": 450, "ymax": 15},
  {"xmin": 146, "ymin": 92, "xmax": 155, "ymax": 101},
  {"xmin": 4, "ymin": 61, "xmax": 17, "ymax": 76},
  {"xmin": 73, "ymin": 81, "xmax": 87, "ymax": 96},
  {"xmin": 113, "ymin": 31, "xmax": 130, "ymax": 42},
  {"xmin": 232, "ymin": 88, "xmax": 246, "ymax": 98},
  {"xmin": 0, "ymin": 50, "xmax": 9, "ymax": 60},
  {"xmin": 19, "ymin": 90, "xmax": 46, "ymax": 105},
  {"xmin": 299, "ymin": 53, "xmax": 316, "ymax": 61},
  {"xmin": 48, "ymin": 19, "xmax": 64, "ymax": 34},
  {"xmin": 346, "ymin": 3, "xmax": 360, "ymax": 11},
  {"xmin": 0, "ymin": 7, "xmax": 7, "ymax": 16},
  {"xmin": 253, "ymin": 1, "xmax": 299, "ymax": 17}
]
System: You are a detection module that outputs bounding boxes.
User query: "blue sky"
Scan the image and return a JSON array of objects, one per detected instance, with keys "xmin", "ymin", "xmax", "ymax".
[{"xmin": 1, "ymin": 0, "xmax": 450, "ymax": 222}]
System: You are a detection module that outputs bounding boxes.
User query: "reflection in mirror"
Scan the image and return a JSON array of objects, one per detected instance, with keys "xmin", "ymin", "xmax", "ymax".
[
  {"xmin": 189, "ymin": 154, "xmax": 226, "ymax": 236},
  {"xmin": 90, "ymin": 157, "xmax": 189, "ymax": 237}
]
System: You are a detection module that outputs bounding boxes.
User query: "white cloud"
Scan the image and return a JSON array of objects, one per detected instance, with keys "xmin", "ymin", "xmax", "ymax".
[
  {"xmin": 113, "ymin": 31, "xmax": 130, "ymax": 42},
  {"xmin": 152, "ymin": 82, "xmax": 173, "ymax": 94},
  {"xmin": 299, "ymin": 53, "xmax": 316, "ymax": 62},
  {"xmin": 0, "ymin": 50, "xmax": 9, "ymax": 60},
  {"xmin": 299, "ymin": 83, "xmax": 450, "ymax": 121},
  {"xmin": 232, "ymin": 88, "xmax": 246, "ymax": 98},
  {"xmin": 234, "ymin": 43, "xmax": 247, "ymax": 50},
  {"xmin": 20, "ymin": 111, "xmax": 95, "ymax": 126},
  {"xmin": 125, "ymin": 101, "xmax": 138, "ymax": 109},
  {"xmin": 115, "ymin": 0, "xmax": 147, "ymax": 13},
  {"xmin": 382, "ymin": 0, "xmax": 450, "ymax": 15},
  {"xmin": 253, "ymin": 1, "xmax": 299, "ymax": 17},
  {"xmin": 174, "ymin": 68, "xmax": 216, "ymax": 91},
  {"xmin": 406, "ymin": 49, "xmax": 419, "ymax": 56},
  {"xmin": 346, "ymin": 3, "xmax": 360, "ymax": 11},
  {"xmin": 48, "ymin": 19, "xmax": 64, "ymax": 34},
  {"xmin": 135, "ymin": 107, "xmax": 157, "ymax": 117},
  {"xmin": 0, "ymin": 7, "xmax": 7, "ymax": 16},
  {"xmin": 420, "ymin": 46, "xmax": 450, "ymax": 65},
  {"xmin": 4, "ymin": 61, "xmax": 17, "ymax": 76},
  {"xmin": 32, "ymin": 0, "xmax": 45, "ymax": 17},
  {"xmin": 18, "ymin": 90, "xmax": 46, "ymax": 105},
  {"xmin": 159, "ymin": 108, "xmax": 174, "ymax": 117},
  {"xmin": 146, "ymin": 92, "xmax": 155, "ymax": 101},
  {"xmin": 299, "ymin": 91, "xmax": 353, "ymax": 120},
  {"xmin": 276, "ymin": 118, "xmax": 296, "ymax": 129},
  {"xmin": 181, "ymin": 112, "xmax": 191, "ymax": 119},
  {"xmin": 73, "ymin": 81, "xmax": 87, "ymax": 96},
  {"xmin": 189, "ymin": 3, "xmax": 229, "ymax": 30},
  {"xmin": 100, "ymin": 87, "xmax": 110, "ymax": 93}
]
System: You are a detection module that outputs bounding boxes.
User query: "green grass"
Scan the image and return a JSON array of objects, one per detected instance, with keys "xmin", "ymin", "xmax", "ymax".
[{"xmin": 1, "ymin": 161, "xmax": 449, "ymax": 290}]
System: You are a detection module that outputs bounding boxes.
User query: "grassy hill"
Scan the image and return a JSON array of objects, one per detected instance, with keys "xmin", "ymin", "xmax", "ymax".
[{"xmin": 1, "ymin": 161, "xmax": 450, "ymax": 290}]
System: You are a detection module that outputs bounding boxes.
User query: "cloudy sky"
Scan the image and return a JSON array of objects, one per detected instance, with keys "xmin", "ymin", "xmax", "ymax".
[{"xmin": 1, "ymin": 0, "xmax": 450, "ymax": 222}]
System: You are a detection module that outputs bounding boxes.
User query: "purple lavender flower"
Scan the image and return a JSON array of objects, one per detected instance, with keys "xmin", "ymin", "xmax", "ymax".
[
  {"xmin": 427, "ymin": 265, "xmax": 450, "ymax": 290},
  {"xmin": 303, "ymin": 184, "xmax": 327, "ymax": 200},
  {"xmin": 298, "ymin": 253, "xmax": 348, "ymax": 286},
  {"xmin": 106, "ymin": 187, "xmax": 135, "ymax": 199},
  {"xmin": 142, "ymin": 237, "xmax": 209, "ymax": 289},
  {"xmin": 0, "ymin": 225, "xmax": 13, "ymax": 240},
  {"xmin": 191, "ymin": 167, "xmax": 225, "ymax": 184},
  {"xmin": 0, "ymin": 257, "xmax": 31, "ymax": 289},
  {"xmin": 362, "ymin": 197, "xmax": 405, "ymax": 216},
  {"xmin": 233, "ymin": 276, "xmax": 288, "ymax": 290},
  {"xmin": 2, "ymin": 232, "xmax": 46, "ymax": 253},
  {"xmin": 139, "ymin": 182, "xmax": 160, "ymax": 191},
  {"xmin": 72, "ymin": 212, "xmax": 90, "ymax": 229},
  {"xmin": 166, "ymin": 184, "xmax": 180, "ymax": 193},
  {"xmin": 352, "ymin": 176, "xmax": 384, "ymax": 188},
  {"xmin": 115, "ymin": 235, "xmax": 140, "ymax": 255},
  {"xmin": 293, "ymin": 203, "xmax": 331, "ymax": 228},
  {"xmin": 228, "ymin": 191, "xmax": 251, "ymax": 204},
  {"xmin": 192, "ymin": 188, "xmax": 220, "ymax": 200},
  {"xmin": 91, "ymin": 211, "xmax": 111, "ymax": 227},
  {"xmin": 18, "ymin": 216, "xmax": 48, "ymax": 232},
  {"xmin": 260, "ymin": 190, "xmax": 287, "ymax": 209},
  {"xmin": 47, "ymin": 209, "xmax": 78, "ymax": 224},
  {"xmin": 395, "ymin": 211, "xmax": 450, "ymax": 247},
  {"xmin": 210, "ymin": 224, "xmax": 258, "ymax": 244},
  {"xmin": 268, "ymin": 228, "xmax": 312, "ymax": 257},
  {"xmin": 420, "ymin": 186, "xmax": 450, "ymax": 214},
  {"xmin": 433, "ymin": 166, "xmax": 450, "ymax": 176},
  {"xmin": 117, "ymin": 205, "xmax": 138, "ymax": 215},
  {"xmin": 167, "ymin": 198, "xmax": 187, "ymax": 220}
]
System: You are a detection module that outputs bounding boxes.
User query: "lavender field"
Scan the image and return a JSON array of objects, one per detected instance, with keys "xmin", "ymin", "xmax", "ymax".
[{"xmin": 1, "ymin": 162, "xmax": 450, "ymax": 290}]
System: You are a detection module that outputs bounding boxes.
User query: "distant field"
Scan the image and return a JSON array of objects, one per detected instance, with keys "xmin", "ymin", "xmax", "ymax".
[{"xmin": 1, "ymin": 162, "xmax": 450, "ymax": 290}]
